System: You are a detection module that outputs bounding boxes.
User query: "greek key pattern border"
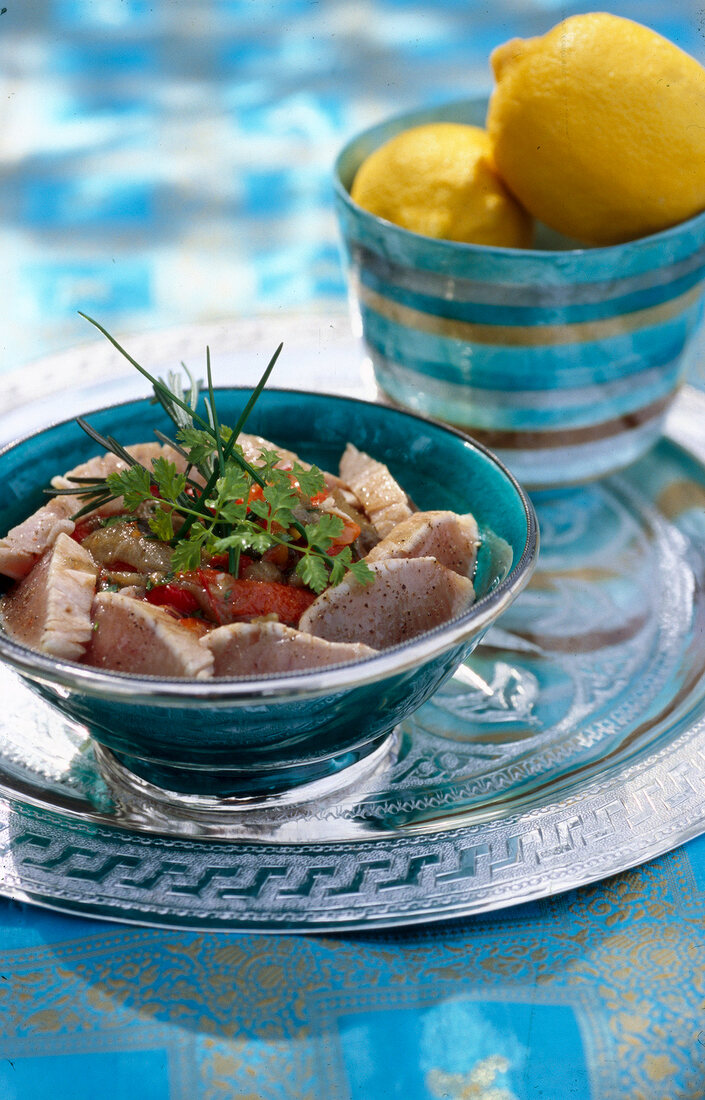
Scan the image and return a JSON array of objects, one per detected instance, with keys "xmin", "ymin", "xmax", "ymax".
[{"xmin": 2, "ymin": 719, "xmax": 705, "ymax": 931}]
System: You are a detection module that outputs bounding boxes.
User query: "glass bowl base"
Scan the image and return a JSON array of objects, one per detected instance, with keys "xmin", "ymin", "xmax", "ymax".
[{"xmin": 93, "ymin": 729, "xmax": 400, "ymax": 823}]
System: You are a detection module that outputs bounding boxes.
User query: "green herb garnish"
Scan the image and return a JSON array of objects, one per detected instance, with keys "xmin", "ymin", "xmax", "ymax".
[{"xmin": 48, "ymin": 314, "xmax": 374, "ymax": 594}]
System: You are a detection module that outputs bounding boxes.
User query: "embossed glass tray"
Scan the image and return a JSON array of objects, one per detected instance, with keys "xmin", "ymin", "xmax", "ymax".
[{"xmin": 3, "ymin": 316, "xmax": 705, "ymax": 932}]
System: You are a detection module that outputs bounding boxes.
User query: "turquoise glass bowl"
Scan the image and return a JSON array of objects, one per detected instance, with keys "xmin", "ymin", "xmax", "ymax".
[
  {"xmin": 0, "ymin": 388, "xmax": 537, "ymax": 797},
  {"xmin": 334, "ymin": 98, "xmax": 705, "ymax": 489}
]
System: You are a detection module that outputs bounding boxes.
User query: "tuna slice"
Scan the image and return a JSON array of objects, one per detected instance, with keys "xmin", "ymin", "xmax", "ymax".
[
  {"xmin": 238, "ymin": 433, "xmax": 303, "ymax": 470},
  {"xmin": 238, "ymin": 433, "xmax": 341, "ymax": 491},
  {"xmin": 366, "ymin": 510, "xmax": 480, "ymax": 577},
  {"xmin": 0, "ymin": 443, "xmax": 190, "ymax": 582},
  {"xmin": 0, "ymin": 496, "xmax": 76, "ymax": 580},
  {"xmin": 299, "ymin": 557, "xmax": 476, "ymax": 649},
  {"xmin": 201, "ymin": 620, "xmax": 378, "ymax": 676},
  {"xmin": 85, "ymin": 591, "xmax": 214, "ymax": 679},
  {"xmin": 338, "ymin": 443, "xmax": 413, "ymax": 537},
  {"xmin": 51, "ymin": 442, "xmax": 183, "ymax": 489},
  {"xmin": 0, "ymin": 532, "xmax": 98, "ymax": 660},
  {"xmin": 50, "ymin": 441, "xmax": 190, "ymax": 518}
]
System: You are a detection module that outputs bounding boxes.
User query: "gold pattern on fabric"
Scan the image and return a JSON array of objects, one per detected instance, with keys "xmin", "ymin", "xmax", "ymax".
[
  {"xmin": 552, "ymin": 867, "xmax": 702, "ymax": 1099},
  {"xmin": 664, "ymin": 843, "xmax": 705, "ymax": 920},
  {"xmin": 427, "ymin": 1056, "xmax": 519, "ymax": 1099},
  {"xmin": 2, "ymin": 858, "xmax": 705, "ymax": 1099},
  {"xmin": 200, "ymin": 1039, "xmax": 318, "ymax": 1100}
]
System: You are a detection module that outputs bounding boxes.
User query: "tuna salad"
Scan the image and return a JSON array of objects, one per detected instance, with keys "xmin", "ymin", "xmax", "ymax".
[
  {"xmin": 0, "ymin": 320, "xmax": 480, "ymax": 679},
  {"xmin": 0, "ymin": 436, "xmax": 480, "ymax": 678}
]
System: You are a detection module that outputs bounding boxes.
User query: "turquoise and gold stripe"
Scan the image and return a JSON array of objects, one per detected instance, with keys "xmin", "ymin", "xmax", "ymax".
[{"xmin": 334, "ymin": 98, "xmax": 705, "ymax": 487}]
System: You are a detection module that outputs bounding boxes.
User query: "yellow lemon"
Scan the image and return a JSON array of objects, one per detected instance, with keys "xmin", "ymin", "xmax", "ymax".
[
  {"xmin": 350, "ymin": 122, "xmax": 533, "ymax": 247},
  {"xmin": 487, "ymin": 13, "xmax": 705, "ymax": 246}
]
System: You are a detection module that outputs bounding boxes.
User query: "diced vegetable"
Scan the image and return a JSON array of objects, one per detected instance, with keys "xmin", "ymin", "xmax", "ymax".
[
  {"xmin": 145, "ymin": 583, "xmax": 201, "ymax": 617},
  {"xmin": 194, "ymin": 568, "xmax": 316, "ymax": 626}
]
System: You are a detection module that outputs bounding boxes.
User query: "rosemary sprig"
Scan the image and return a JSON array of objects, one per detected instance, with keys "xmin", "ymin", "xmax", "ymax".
[{"xmin": 48, "ymin": 317, "xmax": 373, "ymax": 594}]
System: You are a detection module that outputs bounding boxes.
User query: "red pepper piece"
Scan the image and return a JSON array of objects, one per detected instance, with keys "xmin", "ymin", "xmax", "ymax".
[
  {"xmin": 71, "ymin": 518, "xmax": 100, "ymax": 543},
  {"xmin": 207, "ymin": 553, "xmax": 254, "ymax": 574},
  {"xmin": 106, "ymin": 559, "xmax": 138, "ymax": 573},
  {"xmin": 328, "ymin": 516, "xmax": 361, "ymax": 555},
  {"xmin": 145, "ymin": 583, "xmax": 201, "ymax": 616},
  {"xmin": 197, "ymin": 570, "xmax": 316, "ymax": 626},
  {"xmin": 234, "ymin": 484, "xmax": 265, "ymax": 508}
]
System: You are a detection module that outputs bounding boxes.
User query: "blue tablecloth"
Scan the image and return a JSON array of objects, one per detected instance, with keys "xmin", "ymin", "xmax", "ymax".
[{"xmin": 2, "ymin": 2, "xmax": 705, "ymax": 1096}]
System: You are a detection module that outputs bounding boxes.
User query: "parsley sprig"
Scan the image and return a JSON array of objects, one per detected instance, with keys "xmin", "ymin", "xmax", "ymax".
[{"xmin": 49, "ymin": 315, "xmax": 374, "ymax": 594}]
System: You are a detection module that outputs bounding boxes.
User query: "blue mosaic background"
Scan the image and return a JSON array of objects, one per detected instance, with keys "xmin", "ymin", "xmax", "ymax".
[
  {"xmin": 1, "ymin": 0, "xmax": 705, "ymax": 371},
  {"xmin": 2, "ymin": 1, "xmax": 705, "ymax": 1097}
]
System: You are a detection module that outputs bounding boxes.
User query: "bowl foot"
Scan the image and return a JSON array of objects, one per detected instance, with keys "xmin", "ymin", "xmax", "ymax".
[{"xmin": 92, "ymin": 728, "xmax": 400, "ymax": 819}]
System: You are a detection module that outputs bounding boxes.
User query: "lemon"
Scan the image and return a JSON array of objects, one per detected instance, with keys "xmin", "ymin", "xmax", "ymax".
[
  {"xmin": 350, "ymin": 122, "xmax": 533, "ymax": 247},
  {"xmin": 486, "ymin": 13, "xmax": 705, "ymax": 246}
]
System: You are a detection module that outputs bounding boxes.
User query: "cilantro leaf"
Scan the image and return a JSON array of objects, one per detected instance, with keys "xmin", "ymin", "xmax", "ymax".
[
  {"xmin": 151, "ymin": 456, "xmax": 186, "ymax": 501},
  {"xmin": 212, "ymin": 530, "xmax": 253, "ymax": 554},
  {"xmin": 214, "ymin": 467, "xmax": 250, "ymax": 515},
  {"xmin": 327, "ymin": 553, "xmax": 348, "ymax": 587},
  {"xmin": 177, "ymin": 427, "xmax": 218, "ymax": 468},
  {"xmin": 247, "ymin": 528, "xmax": 277, "ymax": 554},
  {"xmin": 106, "ymin": 466, "xmax": 153, "ymax": 510},
  {"xmin": 303, "ymin": 511, "xmax": 344, "ymax": 549},
  {"xmin": 248, "ymin": 498, "xmax": 272, "ymax": 522},
  {"xmin": 293, "ymin": 463, "xmax": 326, "ymax": 499},
  {"xmin": 262, "ymin": 479, "xmax": 298, "ymax": 527},
  {"xmin": 171, "ymin": 540, "xmax": 203, "ymax": 573},
  {"xmin": 170, "ymin": 522, "xmax": 210, "ymax": 572},
  {"xmin": 217, "ymin": 498, "xmax": 249, "ymax": 525},
  {"xmin": 348, "ymin": 558, "xmax": 375, "ymax": 587},
  {"xmin": 296, "ymin": 553, "xmax": 330, "ymax": 594},
  {"xmin": 148, "ymin": 508, "xmax": 175, "ymax": 542},
  {"xmin": 257, "ymin": 448, "xmax": 283, "ymax": 471}
]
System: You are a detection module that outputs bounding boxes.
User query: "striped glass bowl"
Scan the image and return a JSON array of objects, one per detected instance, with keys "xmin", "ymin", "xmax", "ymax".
[{"xmin": 334, "ymin": 98, "xmax": 705, "ymax": 489}]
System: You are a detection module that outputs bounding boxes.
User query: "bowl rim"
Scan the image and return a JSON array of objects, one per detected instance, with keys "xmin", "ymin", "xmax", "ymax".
[
  {"xmin": 0, "ymin": 386, "xmax": 538, "ymax": 705},
  {"xmin": 333, "ymin": 95, "xmax": 705, "ymax": 259}
]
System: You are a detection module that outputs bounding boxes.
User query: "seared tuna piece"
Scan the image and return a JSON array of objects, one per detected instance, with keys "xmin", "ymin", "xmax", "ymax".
[
  {"xmin": 51, "ymin": 442, "xmax": 189, "ymax": 518},
  {"xmin": 366, "ymin": 511, "xmax": 479, "ymax": 577},
  {"xmin": 201, "ymin": 620, "xmax": 378, "ymax": 676},
  {"xmin": 0, "ymin": 443, "xmax": 187, "ymax": 582},
  {"xmin": 51, "ymin": 442, "xmax": 183, "ymax": 488},
  {"xmin": 85, "ymin": 591, "xmax": 214, "ymax": 679},
  {"xmin": 112, "ymin": 584, "xmax": 146, "ymax": 600},
  {"xmin": 0, "ymin": 496, "xmax": 76, "ymax": 580},
  {"xmin": 238, "ymin": 433, "xmax": 302, "ymax": 470},
  {"xmin": 299, "ymin": 556, "xmax": 475, "ymax": 649},
  {"xmin": 238, "ymin": 433, "xmax": 341, "ymax": 491},
  {"xmin": 0, "ymin": 533, "xmax": 98, "ymax": 660},
  {"xmin": 338, "ymin": 443, "xmax": 412, "ymax": 537}
]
